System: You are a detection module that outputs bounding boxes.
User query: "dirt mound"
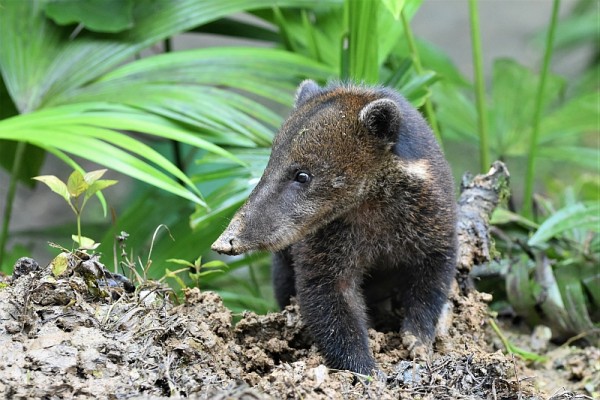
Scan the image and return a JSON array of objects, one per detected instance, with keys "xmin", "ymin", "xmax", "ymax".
[{"xmin": 1, "ymin": 252, "xmax": 538, "ymax": 400}]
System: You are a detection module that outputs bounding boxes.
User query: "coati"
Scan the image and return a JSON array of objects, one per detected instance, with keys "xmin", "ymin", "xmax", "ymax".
[{"xmin": 212, "ymin": 80, "xmax": 457, "ymax": 376}]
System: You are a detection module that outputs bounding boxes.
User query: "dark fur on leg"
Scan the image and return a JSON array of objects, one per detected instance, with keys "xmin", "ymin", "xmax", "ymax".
[{"xmin": 272, "ymin": 247, "xmax": 296, "ymax": 309}]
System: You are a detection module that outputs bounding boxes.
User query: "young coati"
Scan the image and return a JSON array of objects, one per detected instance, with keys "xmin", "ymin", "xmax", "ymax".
[{"xmin": 212, "ymin": 80, "xmax": 457, "ymax": 376}]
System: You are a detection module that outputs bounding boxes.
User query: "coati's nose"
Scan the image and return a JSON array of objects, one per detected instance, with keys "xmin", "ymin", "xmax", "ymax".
[{"xmin": 211, "ymin": 233, "xmax": 240, "ymax": 255}]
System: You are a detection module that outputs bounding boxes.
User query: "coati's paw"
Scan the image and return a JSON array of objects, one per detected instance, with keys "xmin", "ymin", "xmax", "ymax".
[{"xmin": 402, "ymin": 333, "xmax": 432, "ymax": 361}]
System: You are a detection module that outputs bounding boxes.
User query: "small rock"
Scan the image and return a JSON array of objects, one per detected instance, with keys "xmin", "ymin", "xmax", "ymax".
[
  {"xmin": 530, "ymin": 325, "xmax": 552, "ymax": 352},
  {"xmin": 393, "ymin": 360, "xmax": 422, "ymax": 385},
  {"xmin": 12, "ymin": 257, "xmax": 39, "ymax": 279},
  {"xmin": 312, "ymin": 364, "xmax": 329, "ymax": 386}
]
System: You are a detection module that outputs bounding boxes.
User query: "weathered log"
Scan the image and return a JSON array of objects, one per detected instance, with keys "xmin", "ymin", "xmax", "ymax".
[{"xmin": 455, "ymin": 161, "xmax": 510, "ymax": 293}]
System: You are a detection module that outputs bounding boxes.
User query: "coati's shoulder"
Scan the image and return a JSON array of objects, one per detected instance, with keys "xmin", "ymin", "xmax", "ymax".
[{"xmin": 295, "ymin": 81, "xmax": 439, "ymax": 161}]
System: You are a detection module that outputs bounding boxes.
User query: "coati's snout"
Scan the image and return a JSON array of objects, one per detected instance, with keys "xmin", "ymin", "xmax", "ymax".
[
  {"xmin": 210, "ymin": 170, "xmax": 313, "ymax": 255},
  {"xmin": 211, "ymin": 214, "xmax": 245, "ymax": 255}
]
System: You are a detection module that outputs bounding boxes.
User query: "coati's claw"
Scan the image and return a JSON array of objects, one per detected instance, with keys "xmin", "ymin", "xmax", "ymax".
[{"xmin": 402, "ymin": 333, "xmax": 432, "ymax": 361}]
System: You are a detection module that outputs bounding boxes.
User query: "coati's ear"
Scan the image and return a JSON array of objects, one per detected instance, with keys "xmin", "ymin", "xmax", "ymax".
[
  {"xmin": 359, "ymin": 98, "xmax": 401, "ymax": 143},
  {"xmin": 295, "ymin": 80, "xmax": 321, "ymax": 107}
]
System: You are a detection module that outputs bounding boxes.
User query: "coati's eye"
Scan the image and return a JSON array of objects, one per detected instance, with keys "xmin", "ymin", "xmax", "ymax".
[{"xmin": 294, "ymin": 171, "xmax": 311, "ymax": 184}]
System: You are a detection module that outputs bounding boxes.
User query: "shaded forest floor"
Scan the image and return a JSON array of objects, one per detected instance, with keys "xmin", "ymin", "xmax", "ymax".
[{"xmin": 0, "ymin": 253, "xmax": 596, "ymax": 400}]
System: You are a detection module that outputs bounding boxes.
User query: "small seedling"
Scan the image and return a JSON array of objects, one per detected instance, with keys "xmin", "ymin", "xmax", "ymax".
[
  {"xmin": 489, "ymin": 318, "xmax": 548, "ymax": 363},
  {"xmin": 34, "ymin": 169, "xmax": 117, "ymax": 249},
  {"xmin": 164, "ymin": 256, "xmax": 227, "ymax": 289}
]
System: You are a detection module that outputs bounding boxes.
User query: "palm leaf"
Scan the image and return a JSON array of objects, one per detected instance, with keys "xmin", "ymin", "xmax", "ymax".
[
  {"xmin": 528, "ymin": 201, "xmax": 600, "ymax": 248},
  {"xmin": 0, "ymin": 0, "xmax": 333, "ymax": 113},
  {"xmin": 0, "ymin": 103, "xmax": 222, "ymax": 205}
]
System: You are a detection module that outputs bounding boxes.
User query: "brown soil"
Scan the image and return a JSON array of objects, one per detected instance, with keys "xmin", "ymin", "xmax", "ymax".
[{"xmin": 0, "ymin": 252, "xmax": 595, "ymax": 400}]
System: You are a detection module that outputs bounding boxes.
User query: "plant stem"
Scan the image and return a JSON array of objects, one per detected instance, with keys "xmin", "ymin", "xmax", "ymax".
[
  {"xmin": 400, "ymin": 10, "xmax": 443, "ymax": 146},
  {"xmin": 522, "ymin": 0, "xmax": 561, "ymax": 219},
  {"xmin": 468, "ymin": 0, "xmax": 490, "ymax": 172},
  {"xmin": 0, "ymin": 142, "xmax": 27, "ymax": 269},
  {"xmin": 76, "ymin": 214, "xmax": 82, "ymax": 248}
]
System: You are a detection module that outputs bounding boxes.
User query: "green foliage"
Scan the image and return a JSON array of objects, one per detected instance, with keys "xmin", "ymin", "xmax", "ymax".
[
  {"xmin": 161, "ymin": 256, "xmax": 227, "ymax": 292},
  {"xmin": 467, "ymin": 0, "xmax": 491, "ymax": 172},
  {"xmin": 51, "ymin": 252, "xmax": 70, "ymax": 278},
  {"xmin": 33, "ymin": 169, "xmax": 118, "ymax": 248},
  {"xmin": 436, "ymin": 58, "xmax": 597, "ymax": 204},
  {"xmin": 346, "ymin": 0, "xmax": 380, "ymax": 83},
  {"xmin": 492, "ymin": 195, "xmax": 600, "ymax": 346},
  {"xmin": 43, "ymin": 0, "xmax": 135, "ymax": 33}
]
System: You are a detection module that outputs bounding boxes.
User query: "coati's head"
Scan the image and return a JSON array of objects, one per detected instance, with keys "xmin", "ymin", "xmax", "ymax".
[{"xmin": 211, "ymin": 80, "xmax": 402, "ymax": 255}]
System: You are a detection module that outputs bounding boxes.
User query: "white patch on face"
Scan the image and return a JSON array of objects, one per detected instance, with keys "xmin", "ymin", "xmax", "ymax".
[{"xmin": 399, "ymin": 159, "xmax": 430, "ymax": 180}]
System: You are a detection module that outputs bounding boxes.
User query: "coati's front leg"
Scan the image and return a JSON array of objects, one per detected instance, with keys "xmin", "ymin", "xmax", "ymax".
[
  {"xmin": 294, "ymin": 257, "xmax": 377, "ymax": 375},
  {"xmin": 272, "ymin": 247, "xmax": 296, "ymax": 308},
  {"xmin": 399, "ymin": 254, "xmax": 455, "ymax": 358}
]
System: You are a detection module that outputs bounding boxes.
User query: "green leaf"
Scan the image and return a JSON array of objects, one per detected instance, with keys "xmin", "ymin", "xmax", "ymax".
[
  {"xmin": 434, "ymin": 83, "xmax": 478, "ymax": 141},
  {"xmin": 347, "ymin": 0, "xmax": 379, "ymax": 83},
  {"xmin": 381, "ymin": 0, "xmax": 404, "ymax": 20},
  {"xmin": 539, "ymin": 93, "xmax": 599, "ymax": 143},
  {"xmin": 201, "ymin": 260, "xmax": 228, "ymax": 269},
  {"xmin": 43, "ymin": 0, "xmax": 135, "ymax": 33},
  {"xmin": 413, "ymin": 39, "xmax": 468, "ymax": 86},
  {"xmin": 83, "ymin": 169, "xmax": 107, "ymax": 185},
  {"xmin": 554, "ymin": 265, "xmax": 598, "ymax": 343},
  {"xmin": 528, "ymin": 202, "xmax": 600, "ymax": 248},
  {"xmin": 192, "ymin": 18, "xmax": 280, "ymax": 42},
  {"xmin": 43, "ymin": 147, "xmax": 110, "ymax": 217},
  {"xmin": 0, "ymin": 104, "xmax": 207, "ymax": 206},
  {"xmin": 506, "ymin": 254, "xmax": 540, "ymax": 326},
  {"xmin": 536, "ymin": 7, "xmax": 598, "ymax": 50},
  {"xmin": 166, "ymin": 258, "xmax": 194, "ymax": 267},
  {"xmin": 582, "ymin": 268, "xmax": 600, "ymax": 309},
  {"xmin": 84, "ymin": 180, "xmax": 118, "ymax": 202},
  {"xmin": 0, "ymin": 0, "xmax": 332, "ymax": 114},
  {"xmin": 71, "ymin": 235, "xmax": 98, "ymax": 250},
  {"xmin": 51, "ymin": 252, "xmax": 69, "ymax": 277},
  {"xmin": 217, "ymin": 290, "xmax": 276, "ymax": 314},
  {"xmin": 67, "ymin": 170, "xmax": 88, "ymax": 197},
  {"xmin": 491, "ymin": 208, "xmax": 539, "ymax": 230},
  {"xmin": 32, "ymin": 175, "xmax": 70, "ymax": 203},
  {"xmin": 538, "ymin": 146, "xmax": 600, "ymax": 171},
  {"xmin": 194, "ymin": 269, "xmax": 225, "ymax": 278},
  {"xmin": 533, "ymin": 255, "xmax": 572, "ymax": 338},
  {"xmin": 489, "ymin": 59, "xmax": 564, "ymax": 156}
]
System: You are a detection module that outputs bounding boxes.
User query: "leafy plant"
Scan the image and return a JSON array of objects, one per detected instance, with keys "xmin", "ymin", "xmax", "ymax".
[
  {"xmin": 33, "ymin": 169, "xmax": 117, "ymax": 249},
  {"xmin": 165, "ymin": 256, "xmax": 227, "ymax": 290},
  {"xmin": 490, "ymin": 197, "xmax": 600, "ymax": 346},
  {"xmin": 436, "ymin": 0, "xmax": 597, "ymax": 213}
]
